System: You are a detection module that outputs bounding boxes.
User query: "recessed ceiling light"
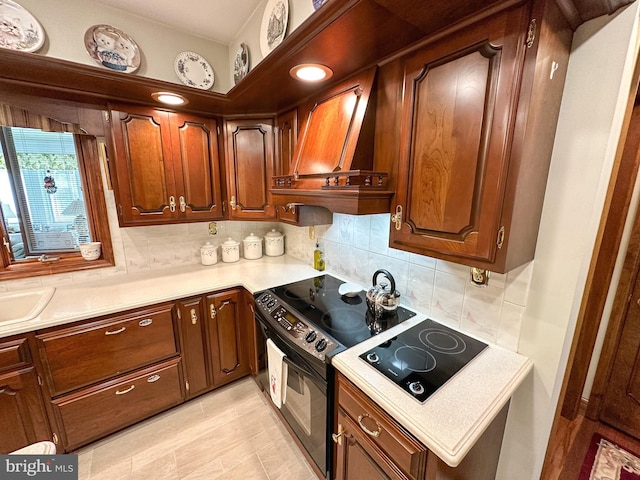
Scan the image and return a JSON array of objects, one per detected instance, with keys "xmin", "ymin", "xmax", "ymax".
[
  {"xmin": 151, "ymin": 92, "xmax": 189, "ymax": 106},
  {"xmin": 289, "ymin": 64, "xmax": 333, "ymax": 82}
]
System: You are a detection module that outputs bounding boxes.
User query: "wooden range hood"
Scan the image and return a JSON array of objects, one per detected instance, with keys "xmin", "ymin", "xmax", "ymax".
[{"xmin": 271, "ymin": 67, "xmax": 394, "ymax": 215}]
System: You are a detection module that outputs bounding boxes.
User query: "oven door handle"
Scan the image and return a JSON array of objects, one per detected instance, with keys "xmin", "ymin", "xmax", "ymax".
[{"xmin": 282, "ymin": 355, "xmax": 315, "ymax": 380}]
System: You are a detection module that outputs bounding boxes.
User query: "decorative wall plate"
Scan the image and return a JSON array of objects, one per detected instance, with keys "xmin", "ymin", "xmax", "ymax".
[
  {"xmin": 84, "ymin": 24, "xmax": 140, "ymax": 73},
  {"xmin": 174, "ymin": 51, "xmax": 214, "ymax": 90},
  {"xmin": 233, "ymin": 43, "xmax": 249, "ymax": 85},
  {"xmin": 0, "ymin": 0, "xmax": 45, "ymax": 52},
  {"xmin": 260, "ymin": 0, "xmax": 288, "ymax": 57}
]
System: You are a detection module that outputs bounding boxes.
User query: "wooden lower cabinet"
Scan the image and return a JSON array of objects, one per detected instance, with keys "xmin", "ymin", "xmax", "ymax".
[
  {"xmin": 51, "ymin": 358, "xmax": 183, "ymax": 451},
  {"xmin": 334, "ymin": 373, "xmax": 427, "ymax": 480},
  {"xmin": 175, "ymin": 296, "xmax": 209, "ymax": 398},
  {"xmin": 22, "ymin": 287, "xmax": 255, "ymax": 453},
  {"xmin": 206, "ymin": 289, "xmax": 250, "ymax": 387},
  {"xmin": 334, "ymin": 373, "xmax": 509, "ymax": 480},
  {"xmin": 177, "ymin": 288, "xmax": 251, "ymax": 396},
  {"xmin": 0, "ymin": 365, "xmax": 51, "ymax": 453},
  {"xmin": 36, "ymin": 303, "xmax": 179, "ymax": 396}
]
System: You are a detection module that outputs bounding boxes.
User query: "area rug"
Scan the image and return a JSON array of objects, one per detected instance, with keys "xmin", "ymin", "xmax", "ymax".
[{"xmin": 579, "ymin": 433, "xmax": 640, "ymax": 480}]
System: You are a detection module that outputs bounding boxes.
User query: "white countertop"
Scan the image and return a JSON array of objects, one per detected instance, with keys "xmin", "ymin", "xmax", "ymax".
[
  {"xmin": 1, "ymin": 255, "xmax": 532, "ymax": 468},
  {"xmin": 332, "ymin": 315, "xmax": 533, "ymax": 467},
  {"xmin": 0, "ymin": 255, "xmax": 318, "ymax": 338}
]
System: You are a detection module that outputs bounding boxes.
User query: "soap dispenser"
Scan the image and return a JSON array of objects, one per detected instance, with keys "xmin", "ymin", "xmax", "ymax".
[{"xmin": 313, "ymin": 243, "xmax": 325, "ymax": 271}]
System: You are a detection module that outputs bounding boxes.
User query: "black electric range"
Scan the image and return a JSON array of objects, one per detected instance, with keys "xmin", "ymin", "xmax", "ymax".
[
  {"xmin": 262, "ymin": 273, "xmax": 417, "ymax": 360},
  {"xmin": 253, "ymin": 274, "xmax": 417, "ymax": 478},
  {"xmin": 360, "ymin": 318, "xmax": 488, "ymax": 402}
]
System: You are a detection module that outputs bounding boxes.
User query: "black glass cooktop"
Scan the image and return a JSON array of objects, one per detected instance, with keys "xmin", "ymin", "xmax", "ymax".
[
  {"xmin": 360, "ymin": 319, "xmax": 488, "ymax": 402},
  {"xmin": 270, "ymin": 274, "xmax": 416, "ymax": 350}
]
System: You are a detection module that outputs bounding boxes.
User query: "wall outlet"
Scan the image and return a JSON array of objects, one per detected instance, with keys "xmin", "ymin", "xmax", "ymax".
[{"xmin": 208, "ymin": 222, "xmax": 217, "ymax": 235}]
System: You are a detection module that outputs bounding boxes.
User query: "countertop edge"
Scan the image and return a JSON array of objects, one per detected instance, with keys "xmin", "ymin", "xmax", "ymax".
[{"xmin": 332, "ymin": 340, "xmax": 533, "ymax": 467}]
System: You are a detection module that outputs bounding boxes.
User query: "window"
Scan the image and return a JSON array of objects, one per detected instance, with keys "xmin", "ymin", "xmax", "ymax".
[
  {"xmin": 1, "ymin": 127, "xmax": 92, "ymax": 259},
  {"xmin": 0, "ymin": 123, "xmax": 113, "ymax": 279}
]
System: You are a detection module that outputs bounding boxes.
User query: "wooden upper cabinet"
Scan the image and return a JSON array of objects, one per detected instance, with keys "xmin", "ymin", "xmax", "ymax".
[
  {"xmin": 390, "ymin": 2, "xmax": 572, "ymax": 272},
  {"xmin": 275, "ymin": 109, "xmax": 298, "ymax": 224},
  {"xmin": 224, "ymin": 118, "xmax": 276, "ymax": 220},
  {"xmin": 109, "ymin": 104, "xmax": 223, "ymax": 226},
  {"xmin": 171, "ymin": 113, "xmax": 224, "ymax": 220},
  {"xmin": 275, "ymin": 108, "xmax": 298, "ymax": 177}
]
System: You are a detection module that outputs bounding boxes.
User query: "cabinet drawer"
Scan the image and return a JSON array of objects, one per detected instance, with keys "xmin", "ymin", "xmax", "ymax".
[
  {"xmin": 52, "ymin": 358, "xmax": 183, "ymax": 450},
  {"xmin": 0, "ymin": 337, "xmax": 31, "ymax": 372},
  {"xmin": 337, "ymin": 375, "xmax": 426, "ymax": 479},
  {"xmin": 37, "ymin": 303, "xmax": 178, "ymax": 395}
]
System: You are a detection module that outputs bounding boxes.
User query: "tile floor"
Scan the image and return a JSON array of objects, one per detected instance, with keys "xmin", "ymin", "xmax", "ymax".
[{"xmin": 74, "ymin": 377, "xmax": 318, "ymax": 479}]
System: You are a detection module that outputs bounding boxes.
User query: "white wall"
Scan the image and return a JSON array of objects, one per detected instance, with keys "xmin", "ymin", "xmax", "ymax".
[
  {"xmin": 227, "ymin": 0, "xmax": 315, "ymax": 88},
  {"xmin": 16, "ymin": 0, "xmax": 232, "ymax": 93},
  {"xmin": 495, "ymin": 4, "xmax": 640, "ymax": 478}
]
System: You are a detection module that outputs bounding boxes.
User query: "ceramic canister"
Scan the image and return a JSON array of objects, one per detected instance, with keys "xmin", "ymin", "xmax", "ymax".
[
  {"xmin": 242, "ymin": 233, "xmax": 263, "ymax": 260},
  {"xmin": 200, "ymin": 241, "xmax": 217, "ymax": 265},
  {"xmin": 264, "ymin": 229, "xmax": 285, "ymax": 256},
  {"xmin": 221, "ymin": 238, "xmax": 240, "ymax": 263}
]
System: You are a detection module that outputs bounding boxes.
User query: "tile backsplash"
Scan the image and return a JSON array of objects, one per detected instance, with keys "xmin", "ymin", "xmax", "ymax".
[
  {"xmin": 0, "ymin": 191, "xmax": 532, "ymax": 352},
  {"xmin": 281, "ymin": 213, "xmax": 533, "ymax": 352}
]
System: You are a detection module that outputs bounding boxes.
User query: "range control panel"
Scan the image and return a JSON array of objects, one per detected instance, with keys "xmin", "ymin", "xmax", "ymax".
[{"xmin": 255, "ymin": 291, "xmax": 335, "ymax": 361}]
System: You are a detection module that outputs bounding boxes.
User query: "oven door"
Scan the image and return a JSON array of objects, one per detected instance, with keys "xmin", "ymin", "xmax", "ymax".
[{"xmin": 255, "ymin": 313, "xmax": 328, "ymax": 476}]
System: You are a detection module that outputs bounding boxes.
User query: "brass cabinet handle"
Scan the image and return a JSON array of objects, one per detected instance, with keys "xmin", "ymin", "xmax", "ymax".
[
  {"xmin": 210, "ymin": 304, "xmax": 216, "ymax": 319},
  {"xmin": 115, "ymin": 385, "xmax": 135, "ymax": 395},
  {"xmin": 391, "ymin": 205, "xmax": 403, "ymax": 231},
  {"xmin": 169, "ymin": 196, "xmax": 176, "ymax": 213},
  {"xmin": 179, "ymin": 195, "xmax": 186, "ymax": 213},
  {"xmin": 229, "ymin": 195, "xmax": 237, "ymax": 210},
  {"xmin": 105, "ymin": 326, "xmax": 126, "ymax": 336},
  {"xmin": 357, "ymin": 414, "xmax": 382, "ymax": 438},
  {"xmin": 219, "ymin": 300, "xmax": 231, "ymax": 310},
  {"xmin": 190, "ymin": 308, "xmax": 198, "ymax": 325},
  {"xmin": 332, "ymin": 423, "xmax": 344, "ymax": 445}
]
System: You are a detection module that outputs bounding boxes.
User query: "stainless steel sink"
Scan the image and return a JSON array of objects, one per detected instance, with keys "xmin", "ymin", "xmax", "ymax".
[{"xmin": 0, "ymin": 287, "xmax": 55, "ymax": 325}]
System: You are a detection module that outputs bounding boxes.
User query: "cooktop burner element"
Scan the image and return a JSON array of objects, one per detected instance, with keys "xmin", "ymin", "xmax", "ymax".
[{"xmin": 360, "ymin": 319, "xmax": 488, "ymax": 402}]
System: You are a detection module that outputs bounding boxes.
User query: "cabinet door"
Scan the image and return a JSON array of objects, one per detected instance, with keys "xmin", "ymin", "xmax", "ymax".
[
  {"xmin": 175, "ymin": 297, "xmax": 209, "ymax": 398},
  {"xmin": 334, "ymin": 410, "xmax": 409, "ymax": 480},
  {"xmin": 171, "ymin": 113, "xmax": 224, "ymax": 220},
  {"xmin": 224, "ymin": 119, "xmax": 276, "ymax": 219},
  {"xmin": 110, "ymin": 106, "xmax": 178, "ymax": 225},
  {"xmin": 275, "ymin": 109, "xmax": 299, "ymax": 223},
  {"xmin": 390, "ymin": 7, "xmax": 528, "ymax": 266},
  {"xmin": 206, "ymin": 290, "xmax": 249, "ymax": 387},
  {"xmin": 0, "ymin": 367, "xmax": 50, "ymax": 454}
]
